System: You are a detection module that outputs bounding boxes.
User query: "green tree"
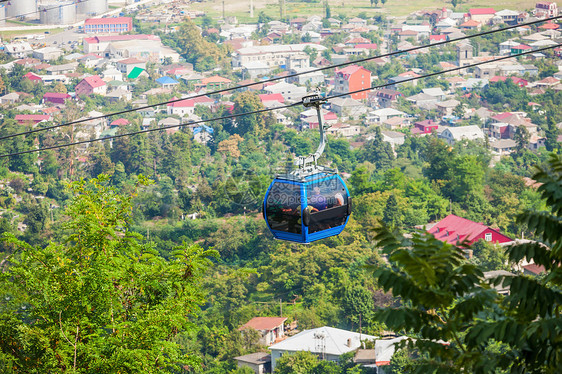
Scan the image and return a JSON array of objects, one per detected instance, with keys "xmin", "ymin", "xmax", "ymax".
[
  {"xmin": 544, "ymin": 114, "xmax": 560, "ymax": 152},
  {"xmin": 230, "ymin": 92, "xmax": 266, "ymax": 138},
  {"xmin": 514, "ymin": 125, "xmax": 530, "ymax": 153},
  {"xmin": 0, "ymin": 175, "xmax": 217, "ymax": 372},
  {"xmin": 371, "ymin": 153, "xmax": 562, "ymax": 373},
  {"xmin": 274, "ymin": 350, "xmax": 320, "ymax": 374},
  {"xmin": 172, "ymin": 19, "xmax": 226, "ymax": 71},
  {"xmin": 382, "ymin": 193, "xmax": 403, "ymax": 228}
]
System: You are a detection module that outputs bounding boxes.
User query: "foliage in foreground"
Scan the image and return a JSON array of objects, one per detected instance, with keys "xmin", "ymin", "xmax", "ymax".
[
  {"xmin": 0, "ymin": 175, "xmax": 218, "ymax": 372},
  {"xmin": 372, "ymin": 153, "xmax": 562, "ymax": 373}
]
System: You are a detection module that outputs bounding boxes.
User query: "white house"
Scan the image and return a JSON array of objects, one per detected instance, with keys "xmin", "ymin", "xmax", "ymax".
[
  {"xmin": 167, "ymin": 99, "xmax": 195, "ymax": 117},
  {"xmin": 263, "ymin": 82, "xmax": 307, "ymax": 102},
  {"xmin": 269, "ymin": 326, "xmax": 376, "ymax": 372},
  {"xmin": 439, "ymin": 125, "xmax": 485, "ymax": 145},
  {"xmin": 367, "ymin": 108, "xmax": 406, "ymax": 124}
]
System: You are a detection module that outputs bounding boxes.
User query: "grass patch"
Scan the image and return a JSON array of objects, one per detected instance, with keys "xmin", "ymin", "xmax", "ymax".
[
  {"xmin": 0, "ymin": 28, "xmax": 64, "ymax": 40},
  {"xmin": 189, "ymin": 0, "xmax": 538, "ymax": 19}
]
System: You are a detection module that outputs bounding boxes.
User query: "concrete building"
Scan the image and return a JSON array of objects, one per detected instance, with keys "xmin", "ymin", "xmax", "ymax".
[
  {"xmin": 84, "ymin": 17, "xmax": 133, "ymax": 34},
  {"xmin": 231, "ymin": 44, "xmax": 326, "ymax": 69},
  {"xmin": 439, "ymin": 125, "xmax": 485, "ymax": 145},
  {"xmin": 269, "ymin": 326, "xmax": 376, "ymax": 372},
  {"xmin": 333, "ymin": 65, "xmax": 371, "ymax": 100},
  {"xmin": 32, "ymin": 47, "xmax": 63, "ymax": 61}
]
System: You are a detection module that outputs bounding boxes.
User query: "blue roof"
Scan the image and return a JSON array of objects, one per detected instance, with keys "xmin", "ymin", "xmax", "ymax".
[
  {"xmin": 193, "ymin": 125, "xmax": 214, "ymax": 135},
  {"xmin": 156, "ymin": 76, "xmax": 178, "ymax": 85}
]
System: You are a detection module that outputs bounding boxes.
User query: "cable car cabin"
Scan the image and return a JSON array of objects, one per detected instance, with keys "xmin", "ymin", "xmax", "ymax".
[{"xmin": 264, "ymin": 172, "xmax": 351, "ymax": 243}]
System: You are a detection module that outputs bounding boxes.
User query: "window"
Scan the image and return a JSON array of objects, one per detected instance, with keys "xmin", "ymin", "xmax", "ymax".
[{"xmin": 485, "ymin": 233, "xmax": 492, "ymax": 241}]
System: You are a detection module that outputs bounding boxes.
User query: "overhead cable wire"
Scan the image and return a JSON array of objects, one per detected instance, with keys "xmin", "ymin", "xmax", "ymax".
[
  {"xmin": 1, "ymin": 42, "xmax": 560, "ymax": 159},
  {"xmin": 1, "ymin": 14, "xmax": 561, "ymax": 142}
]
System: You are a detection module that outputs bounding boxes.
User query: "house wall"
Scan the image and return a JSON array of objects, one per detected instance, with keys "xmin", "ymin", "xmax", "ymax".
[{"xmin": 471, "ymin": 228, "xmax": 513, "ymax": 244}]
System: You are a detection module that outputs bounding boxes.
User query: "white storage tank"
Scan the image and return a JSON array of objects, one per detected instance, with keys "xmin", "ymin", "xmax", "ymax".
[
  {"xmin": 77, "ymin": 0, "xmax": 108, "ymax": 16},
  {"xmin": 6, "ymin": 0, "xmax": 38, "ymax": 20},
  {"xmin": 39, "ymin": 1, "xmax": 76, "ymax": 25},
  {"xmin": 0, "ymin": 4, "xmax": 6, "ymax": 26}
]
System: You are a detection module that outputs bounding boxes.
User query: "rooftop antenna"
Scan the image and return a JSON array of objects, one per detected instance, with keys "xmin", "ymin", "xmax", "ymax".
[{"xmin": 314, "ymin": 332, "xmax": 326, "ymax": 360}]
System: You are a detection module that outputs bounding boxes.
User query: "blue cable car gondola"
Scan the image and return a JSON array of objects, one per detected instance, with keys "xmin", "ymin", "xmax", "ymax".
[{"xmin": 263, "ymin": 94, "xmax": 352, "ymax": 243}]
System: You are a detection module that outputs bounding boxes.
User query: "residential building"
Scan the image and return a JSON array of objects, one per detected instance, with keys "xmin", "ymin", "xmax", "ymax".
[
  {"xmin": 330, "ymin": 97, "xmax": 368, "ymax": 119},
  {"xmin": 333, "ymin": 65, "xmax": 371, "ymax": 100},
  {"xmin": 269, "ymin": 326, "xmax": 376, "ymax": 372},
  {"xmin": 263, "ymin": 82, "xmax": 307, "ymax": 102},
  {"xmin": 411, "ymin": 119, "xmax": 439, "ymax": 135},
  {"xmin": 166, "ymin": 99, "xmax": 195, "ymax": 117},
  {"xmin": 156, "ymin": 76, "xmax": 179, "ymax": 89},
  {"xmin": 75, "ymin": 75, "xmax": 107, "ymax": 96},
  {"xmin": 4, "ymin": 42, "xmax": 33, "ymax": 58},
  {"xmin": 15, "ymin": 114, "xmax": 51, "ymax": 125},
  {"xmin": 32, "ymin": 47, "xmax": 63, "ymax": 61},
  {"xmin": 371, "ymin": 89, "xmax": 402, "ymax": 108},
  {"xmin": 84, "ymin": 17, "xmax": 133, "ymax": 34},
  {"xmin": 234, "ymin": 352, "xmax": 271, "ymax": 374},
  {"xmin": 436, "ymin": 99, "xmax": 460, "ymax": 116},
  {"xmin": 439, "ymin": 125, "xmax": 485, "ymax": 145},
  {"xmin": 367, "ymin": 108, "xmax": 406, "ymax": 124},
  {"xmin": 239, "ymin": 317, "xmax": 287, "ymax": 346},
  {"xmin": 428, "ymin": 214, "xmax": 513, "ymax": 246},
  {"xmin": 116, "ymin": 58, "xmax": 146, "ymax": 75},
  {"xmin": 468, "ymin": 8, "xmax": 496, "ymax": 24},
  {"xmin": 201, "ymin": 75, "xmax": 232, "ymax": 90},
  {"xmin": 535, "ymin": 1, "xmax": 558, "ymax": 17},
  {"xmin": 43, "ymin": 92, "xmax": 71, "ymax": 105},
  {"xmin": 231, "ymin": 44, "xmax": 326, "ymax": 69},
  {"xmin": 495, "ymin": 9, "xmax": 520, "ymax": 24},
  {"xmin": 326, "ymin": 123, "xmax": 361, "ymax": 138},
  {"xmin": 490, "ymin": 138, "xmax": 517, "ymax": 155}
]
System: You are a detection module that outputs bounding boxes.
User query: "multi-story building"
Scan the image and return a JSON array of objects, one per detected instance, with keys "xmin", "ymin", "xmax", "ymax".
[
  {"xmin": 535, "ymin": 1, "xmax": 558, "ymax": 17},
  {"xmin": 231, "ymin": 44, "xmax": 325, "ymax": 68},
  {"xmin": 332, "ymin": 65, "xmax": 371, "ymax": 100},
  {"xmin": 84, "ymin": 17, "xmax": 133, "ymax": 34}
]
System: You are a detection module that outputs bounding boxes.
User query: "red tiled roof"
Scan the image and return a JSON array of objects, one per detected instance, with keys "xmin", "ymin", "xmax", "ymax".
[
  {"xmin": 259, "ymin": 93, "xmax": 284, "ymax": 103},
  {"xmin": 192, "ymin": 95, "xmax": 214, "ymax": 104},
  {"xmin": 354, "ymin": 43, "xmax": 378, "ymax": 49},
  {"xmin": 44, "ymin": 92, "xmax": 71, "ymax": 99},
  {"xmin": 523, "ymin": 263, "xmax": 546, "ymax": 275},
  {"xmin": 239, "ymin": 317, "xmax": 287, "ymax": 331},
  {"xmin": 201, "ymin": 75, "xmax": 232, "ymax": 84},
  {"xmin": 512, "ymin": 44, "xmax": 532, "ymax": 50},
  {"xmin": 82, "ymin": 75, "xmax": 106, "ymax": 88},
  {"xmin": 85, "ymin": 17, "xmax": 132, "ymax": 25},
  {"xmin": 492, "ymin": 112, "xmax": 513, "ymax": 121},
  {"xmin": 469, "ymin": 8, "xmax": 496, "ymax": 15},
  {"xmin": 23, "ymin": 72, "xmax": 42, "ymax": 81},
  {"xmin": 111, "ymin": 118, "xmax": 129, "ymax": 126},
  {"xmin": 428, "ymin": 214, "xmax": 511, "ymax": 245},
  {"xmin": 539, "ymin": 22, "xmax": 559, "ymax": 30},
  {"xmin": 430, "ymin": 35, "xmax": 447, "ymax": 41},
  {"xmin": 15, "ymin": 114, "xmax": 51, "ymax": 122},
  {"xmin": 461, "ymin": 20, "xmax": 481, "ymax": 27},
  {"xmin": 84, "ymin": 34, "xmax": 159, "ymax": 44},
  {"xmin": 118, "ymin": 57, "xmax": 145, "ymax": 64},
  {"xmin": 336, "ymin": 64, "xmax": 370, "ymax": 77},
  {"xmin": 167, "ymin": 98, "xmax": 195, "ymax": 107}
]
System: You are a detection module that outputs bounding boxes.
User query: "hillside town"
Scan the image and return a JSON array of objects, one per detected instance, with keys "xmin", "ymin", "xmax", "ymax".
[{"xmin": 0, "ymin": 0, "xmax": 561, "ymax": 373}]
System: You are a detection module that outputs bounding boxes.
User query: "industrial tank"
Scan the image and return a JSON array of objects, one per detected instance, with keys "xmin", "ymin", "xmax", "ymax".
[
  {"xmin": 6, "ymin": 0, "xmax": 38, "ymax": 20},
  {"xmin": 0, "ymin": 4, "xmax": 6, "ymax": 26},
  {"xmin": 77, "ymin": 0, "xmax": 108, "ymax": 17},
  {"xmin": 39, "ymin": 1, "xmax": 76, "ymax": 25}
]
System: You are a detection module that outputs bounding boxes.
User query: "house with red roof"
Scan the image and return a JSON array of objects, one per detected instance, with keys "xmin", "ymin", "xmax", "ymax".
[
  {"xmin": 259, "ymin": 93, "xmax": 285, "ymax": 106},
  {"xmin": 411, "ymin": 119, "xmax": 438, "ymax": 135},
  {"xmin": 110, "ymin": 118, "xmax": 130, "ymax": 127},
  {"xmin": 460, "ymin": 20, "xmax": 482, "ymax": 30},
  {"xmin": 75, "ymin": 75, "xmax": 107, "ymax": 96},
  {"xmin": 84, "ymin": 17, "xmax": 132, "ymax": 34},
  {"xmin": 333, "ymin": 65, "xmax": 371, "ymax": 100},
  {"xmin": 166, "ymin": 98, "xmax": 195, "ymax": 117},
  {"xmin": 23, "ymin": 72, "xmax": 42, "ymax": 82},
  {"xmin": 428, "ymin": 214, "xmax": 513, "ymax": 246},
  {"xmin": 43, "ymin": 92, "xmax": 71, "ymax": 105},
  {"xmin": 191, "ymin": 95, "xmax": 215, "ymax": 108},
  {"xmin": 200, "ymin": 75, "xmax": 232, "ymax": 90},
  {"xmin": 15, "ymin": 114, "xmax": 51, "ymax": 125},
  {"xmin": 468, "ymin": 8, "xmax": 496, "ymax": 24},
  {"xmin": 430, "ymin": 35, "xmax": 447, "ymax": 44},
  {"xmin": 239, "ymin": 317, "xmax": 287, "ymax": 346}
]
